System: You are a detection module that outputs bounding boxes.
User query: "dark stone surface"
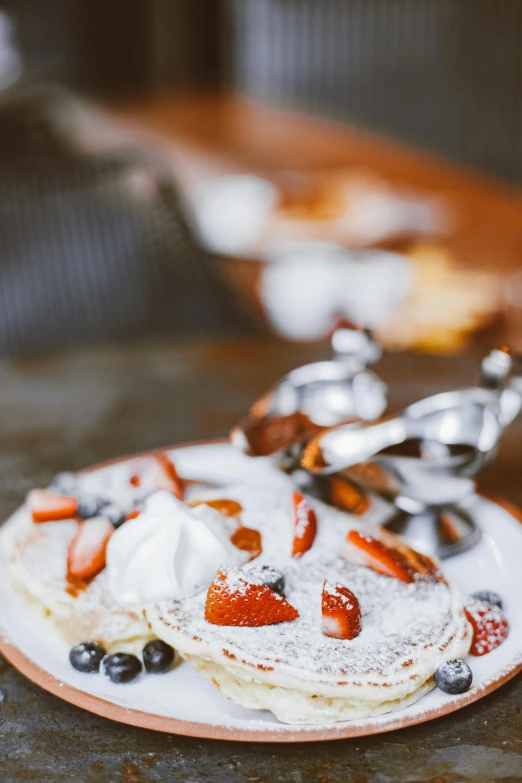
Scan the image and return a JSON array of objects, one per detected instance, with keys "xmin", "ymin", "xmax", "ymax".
[{"xmin": 0, "ymin": 338, "xmax": 520, "ymax": 783}]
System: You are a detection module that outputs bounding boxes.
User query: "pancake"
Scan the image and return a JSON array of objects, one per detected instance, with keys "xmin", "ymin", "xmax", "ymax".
[
  {"xmin": 0, "ymin": 454, "xmax": 181, "ymax": 653},
  {"xmin": 1, "ymin": 456, "xmax": 251, "ymax": 654},
  {"xmin": 146, "ymin": 485, "xmax": 472, "ymax": 724},
  {"xmin": 4, "ymin": 515, "xmax": 151, "ymax": 652}
]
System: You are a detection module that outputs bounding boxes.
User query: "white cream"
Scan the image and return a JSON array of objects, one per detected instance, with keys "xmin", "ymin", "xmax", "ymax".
[{"xmin": 106, "ymin": 492, "xmax": 248, "ymax": 607}]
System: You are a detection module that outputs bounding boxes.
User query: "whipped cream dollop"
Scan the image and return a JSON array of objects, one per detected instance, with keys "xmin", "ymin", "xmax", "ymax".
[{"xmin": 106, "ymin": 492, "xmax": 248, "ymax": 607}]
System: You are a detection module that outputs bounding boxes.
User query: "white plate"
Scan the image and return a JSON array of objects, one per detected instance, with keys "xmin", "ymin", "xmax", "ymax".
[{"xmin": 0, "ymin": 441, "xmax": 521, "ymax": 742}]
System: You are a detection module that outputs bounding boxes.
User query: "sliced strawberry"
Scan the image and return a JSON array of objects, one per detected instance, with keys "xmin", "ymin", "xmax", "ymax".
[
  {"xmin": 291, "ymin": 492, "xmax": 317, "ymax": 558},
  {"xmin": 28, "ymin": 489, "xmax": 78, "ymax": 523},
  {"xmin": 205, "ymin": 567, "xmax": 299, "ymax": 627},
  {"xmin": 464, "ymin": 599, "xmax": 509, "ymax": 656},
  {"xmin": 322, "ymin": 581, "xmax": 361, "ymax": 640},
  {"xmin": 342, "ymin": 529, "xmax": 441, "ymax": 584},
  {"xmin": 155, "ymin": 451, "xmax": 184, "ymax": 498},
  {"xmin": 343, "ymin": 529, "xmax": 414, "ymax": 583},
  {"xmin": 67, "ymin": 517, "xmax": 114, "ymax": 580},
  {"xmin": 232, "ymin": 406, "xmax": 320, "ymax": 457},
  {"xmin": 190, "ymin": 498, "xmax": 243, "ymax": 522},
  {"xmin": 230, "ymin": 526, "xmax": 262, "ymax": 560},
  {"xmin": 326, "ymin": 477, "xmax": 371, "ymax": 516},
  {"xmin": 132, "ymin": 452, "xmax": 184, "ymax": 499}
]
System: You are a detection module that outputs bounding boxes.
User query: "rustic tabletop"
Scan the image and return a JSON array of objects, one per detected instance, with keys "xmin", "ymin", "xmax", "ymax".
[{"xmin": 0, "ymin": 337, "xmax": 520, "ymax": 783}]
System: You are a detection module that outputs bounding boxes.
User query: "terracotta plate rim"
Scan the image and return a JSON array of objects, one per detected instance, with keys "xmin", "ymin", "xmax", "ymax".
[{"xmin": 1, "ymin": 440, "xmax": 521, "ymax": 743}]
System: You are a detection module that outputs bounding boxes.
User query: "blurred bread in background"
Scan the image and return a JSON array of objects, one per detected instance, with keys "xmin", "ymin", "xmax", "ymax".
[{"xmin": 375, "ymin": 243, "xmax": 501, "ymax": 353}]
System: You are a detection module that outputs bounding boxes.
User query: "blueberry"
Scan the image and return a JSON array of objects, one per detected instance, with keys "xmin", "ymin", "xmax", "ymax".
[
  {"xmin": 69, "ymin": 641, "xmax": 106, "ymax": 673},
  {"xmin": 77, "ymin": 494, "xmax": 106, "ymax": 520},
  {"xmin": 471, "ymin": 590, "xmax": 503, "ymax": 609},
  {"xmin": 435, "ymin": 660, "xmax": 473, "ymax": 695},
  {"xmin": 99, "ymin": 502, "xmax": 125, "ymax": 528},
  {"xmin": 101, "ymin": 653, "xmax": 142, "ymax": 684},
  {"xmin": 142, "ymin": 639, "xmax": 175, "ymax": 674},
  {"xmin": 253, "ymin": 565, "xmax": 285, "ymax": 595},
  {"xmin": 51, "ymin": 471, "xmax": 77, "ymax": 495}
]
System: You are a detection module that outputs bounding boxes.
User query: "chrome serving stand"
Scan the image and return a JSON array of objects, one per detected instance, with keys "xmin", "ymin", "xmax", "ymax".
[
  {"xmin": 301, "ymin": 348, "xmax": 522, "ymax": 558},
  {"xmin": 231, "ymin": 325, "xmax": 388, "ymax": 464},
  {"xmin": 232, "ymin": 331, "xmax": 522, "ymax": 557}
]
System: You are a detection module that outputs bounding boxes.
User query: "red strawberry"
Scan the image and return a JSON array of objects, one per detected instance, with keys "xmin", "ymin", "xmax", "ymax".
[
  {"xmin": 190, "ymin": 498, "xmax": 243, "ymax": 522},
  {"xmin": 464, "ymin": 599, "xmax": 509, "ymax": 656},
  {"xmin": 132, "ymin": 452, "xmax": 184, "ymax": 499},
  {"xmin": 342, "ymin": 529, "xmax": 441, "ymax": 584},
  {"xmin": 232, "ymin": 411, "xmax": 321, "ymax": 457},
  {"xmin": 343, "ymin": 529, "xmax": 414, "ymax": 583},
  {"xmin": 291, "ymin": 492, "xmax": 317, "ymax": 558},
  {"xmin": 322, "ymin": 581, "xmax": 361, "ymax": 640},
  {"xmin": 67, "ymin": 517, "xmax": 114, "ymax": 580},
  {"xmin": 230, "ymin": 526, "xmax": 263, "ymax": 560},
  {"xmin": 205, "ymin": 567, "xmax": 299, "ymax": 627},
  {"xmin": 28, "ymin": 489, "xmax": 78, "ymax": 523},
  {"xmin": 327, "ymin": 477, "xmax": 371, "ymax": 516}
]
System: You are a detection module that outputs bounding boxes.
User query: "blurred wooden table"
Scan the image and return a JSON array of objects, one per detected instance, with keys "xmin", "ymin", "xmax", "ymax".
[
  {"xmin": 106, "ymin": 92, "xmax": 522, "ymax": 276},
  {"xmin": 103, "ymin": 92, "xmax": 522, "ymax": 353},
  {"xmin": 0, "ymin": 337, "xmax": 520, "ymax": 781}
]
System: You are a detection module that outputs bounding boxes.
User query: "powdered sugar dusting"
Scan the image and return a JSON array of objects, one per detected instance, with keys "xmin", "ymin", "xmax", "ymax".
[
  {"xmin": 324, "ymin": 581, "xmax": 356, "ymax": 609},
  {"xmin": 217, "ymin": 566, "xmax": 268, "ymax": 597},
  {"xmin": 162, "ymin": 557, "xmax": 461, "ymax": 683},
  {"xmin": 149, "ymin": 483, "xmax": 469, "ymax": 689},
  {"xmin": 294, "ymin": 497, "xmax": 311, "ymax": 540}
]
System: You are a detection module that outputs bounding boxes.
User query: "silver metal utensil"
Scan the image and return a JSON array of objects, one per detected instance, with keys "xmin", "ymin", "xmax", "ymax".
[
  {"xmin": 231, "ymin": 325, "xmax": 388, "ymax": 458},
  {"xmin": 301, "ymin": 348, "xmax": 521, "ymax": 558}
]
